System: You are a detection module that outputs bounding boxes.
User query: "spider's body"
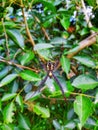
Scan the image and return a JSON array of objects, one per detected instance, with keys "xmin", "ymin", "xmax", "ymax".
[
  {"xmin": 32, "ymin": 60, "xmax": 67, "ymax": 102},
  {"xmin": 46, "ymin": 61, "xmax": 55, "ymax": 78}
]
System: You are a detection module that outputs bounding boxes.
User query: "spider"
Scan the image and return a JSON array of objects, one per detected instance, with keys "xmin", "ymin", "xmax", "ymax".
[{"xmin": 34, "ymin": 60, "xmax": 67, "ymax": 102}]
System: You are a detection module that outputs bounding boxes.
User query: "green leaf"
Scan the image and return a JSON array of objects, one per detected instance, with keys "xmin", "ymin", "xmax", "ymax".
[
  {"xmin": 6, "ymin": 29, "xmax": 25, "ymax": 49},
  {"xmin": 20, "ymin": 51, "xmax": 34, "ymax": 65},
  {"xmin": 0, "ymin": 74, "xmax": 18, "ymax": 87},
  {"xmin": 16, "ymin": 95, "xmax": 23, "ymax": 112},
  {"xmin": 1, "ymin": 124, "xmax": 13, "ymax": 130},
  {"xmin": 3, "ymin": 102, "xmax": 15, "ymax": 124},
  {"xmin": 18, "ymin": 113, "xmax": 30, "ymax": 130},
  {"xmin": 33, "ymin": 103, "xmax": 50, "ymax": 118},
  {"xmin": 74, "ymin": 96, "xmax": 93, "ymax": 128},
  {"xmin": 72, "ymin": 74, "xmax": 98, "ymax": 90},
  {"xmin": 1, "ymin": 93, "xmax": 16, "ymax": 102},
  {"xmin": 60, "ymin": 16, "xmax": 70, "ymax": 30},
  {"xmin": 74, "ymin": 56, "xmax": 96, "ymax": 68},
  {"xmin": 86, "ymin": 0, "xmax": 96, "ymax": 6},
  {"xmin": 0, "ymin": 66, "xmax": 12, "ymax": 79},
  {"xmin": 60, "ymin": 55, "xmax": 70, "ymax": 75},
  {"xmin": 34, "ymin": 43, "xmax": 54, "ymax": 51},
  {"xmin": 20, "ymin": 70, "xmax": 41, "ymax": 81}
]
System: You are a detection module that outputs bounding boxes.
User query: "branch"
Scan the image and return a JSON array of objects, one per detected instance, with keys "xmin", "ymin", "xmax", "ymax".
[
  {"xmin": 1, "ymin": 18, "xmax": 10, "ymax": 58},
  {"xmin": 67, "ymin": 33, "xmax": 98, "ymax": 58},
  {"xmin": 20, "ymin": 0, "xmax": 35, "ymax": 47},
  {"xmin": 0, "ymin": 58, "xmax": 39, "ymax": 72},
  {"xmin": 34, "ymin": 16, "xmax": 50, "ymax": 40}
]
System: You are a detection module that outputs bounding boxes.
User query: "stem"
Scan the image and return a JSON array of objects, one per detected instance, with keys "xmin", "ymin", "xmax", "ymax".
[
  {"xmin": 20, "ymin": 0, "xmax": 35, "ymax": 47},
  {"xmin": 1, "ymin": 18, "xmax": 10, "ymax": 58},
  {"xmin": 0, "ymin": 57, "xmax": 39, "ymax": 72}
]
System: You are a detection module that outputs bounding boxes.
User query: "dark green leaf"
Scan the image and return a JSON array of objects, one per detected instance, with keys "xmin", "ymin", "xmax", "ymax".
[
  {"xmin": 20, "ymin": 70, "xmax": 41, "ymax": 81},
  {"xmin": 18, "ymin": 113, "xmax": 30, "ymax": 130},
  {"xmin": 0, "ymin": 74, "xmax": 18, "ymax": 87},
  {"xmin": 72, "ymin": 74, "xmax": 98, "ymax": 90},
  {"xmin": 74, "ymin": 56, "xmax": 96, "ymax": 68},
  {"xmin": 6, "ymin": 29, "xmax": 25, "ymax": 49}
]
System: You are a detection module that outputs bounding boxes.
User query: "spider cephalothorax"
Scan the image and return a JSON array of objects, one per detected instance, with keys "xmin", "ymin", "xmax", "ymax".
[{"xmin": 46, "ymin": 61, "xmax": 55, "ymax": 78}]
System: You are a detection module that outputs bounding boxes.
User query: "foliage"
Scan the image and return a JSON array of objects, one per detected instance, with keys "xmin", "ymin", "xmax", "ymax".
[{"xmin": 0, "ymin": 0, "xmax": 98, "ymax": 130}]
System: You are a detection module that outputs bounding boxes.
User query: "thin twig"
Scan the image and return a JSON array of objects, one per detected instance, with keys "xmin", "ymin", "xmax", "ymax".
[
  {"xmin": 1, "ymin": 18, "xmax": 10, "ymax": 58},
  {"xmin": 34, "ymin": 16, "xmax": 50, "ymax": 40},
  {"xmin": 0, "ymin": 58, "xmax": 39, "ymax": 72},
  {"xmin": 20, "ymin": 0, "xmax": 35, "ymax": 47}
]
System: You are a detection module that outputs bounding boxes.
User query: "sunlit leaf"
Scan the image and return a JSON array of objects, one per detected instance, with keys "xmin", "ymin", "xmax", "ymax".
[
  {"xmin": 20, "ymin": 51, "xmax": 34, "ymax": 65},
  {"xmin": 74, "ymin": 96, "xmax": 93, "ymax": 128},
  {"xmin": 53, "ymin": 120, "xmax": 61, "ymax": 129},
  {"xmin": 25, "ymin": 91, "xmax": 41, "ymax": 101},
  {"xmin": 0, "ymin": 74, "xmax": 18, "ymax": 87},
  {"xmin": 72, "ymin": 74, "xmax": 98, "ymax": 90},
  {"xmin": 1, "ymin": 93, "xmax": 16, "ymax": 102},
  {"xmin": 34, "ymin": 43, "xmax": 54, "ymax": 51},
  {"xmin": 33, "ymin": 103, "xmax": 50, "ymax": 118},
  {"xmin": 60, "ymin": 55, "xmax": 70, "ymax": 75},
  {"xmin": 60, "ymin": 16, "xmax": 70, "ymax": 30},
  {"xmin": 20, "ymin": 70, "xmax": 41, "ymax": 81},
  {"xmin": 16, "ymin": 95, "xmax": 23, "ymax": 112},
  {"xmin": 74, "ymin": 56, "xmax": 96, "ymax": 68},
  {"xmin": 3, "ymin": 102, "xmax": 15, "ymax": 124},
  {"xmin": 6, "ymin": 29, "xmax": 25, "ymax": 49}
]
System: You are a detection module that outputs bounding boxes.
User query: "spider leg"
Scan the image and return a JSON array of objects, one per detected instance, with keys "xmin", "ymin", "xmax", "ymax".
[
  {"xmin": 52, "ymin": 73, "xmax": 67, "ymax": 102},
  {"xmin": 27, "ymin": 73, "xmax": 48, "ymax": 100},
  {"xmin": 38, "ymin": 73, "xmax": 48, "ymax": 92}
]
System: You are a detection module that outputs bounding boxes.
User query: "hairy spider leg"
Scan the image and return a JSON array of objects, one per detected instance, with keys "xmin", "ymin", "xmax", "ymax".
[
  {"xmin": 38, "ymin": 73, "xmax": 49, "ymax": 92},
  {"xmin": 28, "ymin": 73, "xmax": 48, "ymax": 99},
  {"xmin": 52, "ymin": 73, "xmax": 67, "ymax": 102}
]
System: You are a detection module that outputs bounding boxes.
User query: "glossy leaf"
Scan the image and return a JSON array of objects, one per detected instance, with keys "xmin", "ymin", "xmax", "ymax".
[
  {"xmin": 33, "ymin": 103, "xmax": 50, "ymax": 118},
  {"xmin": 0, "ymin": 74, "xmax": 18, "ymax": 87},
  {"xmin": 20, "ymin": 51, "xmax": 34, "ymax": 65},
  {"xmin": 6, "ymin": 29, "xmax": 25, "ymax": 49},
  {"xmin": 25, "ymin": 91, "xmax": 41, "ymax": 101},
  {"xmin": 20, "ymin": 70, "xmax": 41, "ymax": 81},
  {"xmin": 1, "ymin": 93, "xmax": 16, "ymax": 102},
  {"xmin": 72, "ymin": 74, "xmax": 98, "ymax": 90},
  {"xmin": 18, "ymin": 113, "xmax": 30, "ymax": 130},
  {"xmin": 74, "ymin": 56, "xmax": 96, "ymax": 68},
  {"xmin": 34, "ymin": 43, "xmax": 54, "ymax": 51},
  {"xmin": 16, "ymin": 95, "xmax": 23, "ymax": 112},
  {"xmin": 60, "ymin": 55, "xmax": 70, "ymax": 75},
  {"xmin": 74, "ymin": 96, "xmax": 92, "ymax": 128},
  {"xmin": 3, "ymin": 102, "xmax": 15, "ymax": 124},
  {"xmin": 0, "ymin": 66, "xmax": 12, "ymax": 79}
]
